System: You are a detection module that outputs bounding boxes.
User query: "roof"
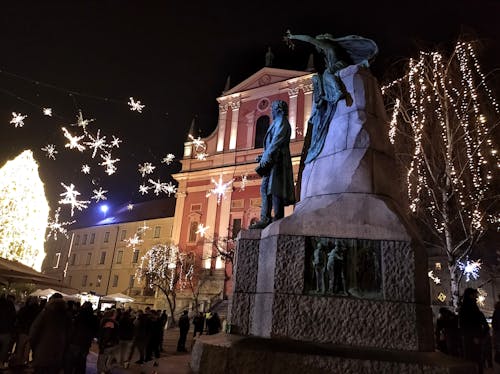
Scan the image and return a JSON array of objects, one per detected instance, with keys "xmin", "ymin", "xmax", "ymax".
[{"xmin": 73, "ymin": 198, "xmax": 175, "ymax": 228}]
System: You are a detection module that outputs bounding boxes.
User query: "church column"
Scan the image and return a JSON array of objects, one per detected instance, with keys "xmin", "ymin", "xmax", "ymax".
[
  {"xmin": 302, "ymin": 83, "xmax": 314, "ymax": 137},
  {"xmin": 216, "ymin": 184, "xmax": 232, "ymax": 269},
  {"xmin": 203, "ymin": 191, "xmax": 218, "ymax": 269},
  {"xmin": 288, "ymin": 86, "xmax": 300, "ymax": 139},
  {"xmin": 172, "ymin": 189, "xmax": 187, "ymax": 244},
  {"xmin": 216, "ymin": 102, "xmax": 228, "ymax": 152},
  {"xmin": 229, "ymin": 100, "xmax": 240, "ymax": 150}
]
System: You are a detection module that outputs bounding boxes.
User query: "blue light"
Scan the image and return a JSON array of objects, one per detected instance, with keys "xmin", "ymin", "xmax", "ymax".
[{"xmin": 100, "ymin": 204, "xmax": 109, "ymax": 213}]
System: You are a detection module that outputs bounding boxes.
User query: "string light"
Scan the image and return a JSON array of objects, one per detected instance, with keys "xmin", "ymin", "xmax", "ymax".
[
  {"xmin": 46, "ymin": 207, "xmax": 75, "ymax": 240},
  {"xmin": 0, "ymin": 150, "xmax": 49, "ymax": 271}
]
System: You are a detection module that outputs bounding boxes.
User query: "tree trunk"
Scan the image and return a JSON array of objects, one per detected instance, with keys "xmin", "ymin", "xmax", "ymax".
[{"xmin": 448, "ymin": 258, "xmax": 460, "ymax": 311}]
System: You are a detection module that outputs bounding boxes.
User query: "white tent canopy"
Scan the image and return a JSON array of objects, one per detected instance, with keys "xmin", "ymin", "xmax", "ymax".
[
  {"xmin": 101, "ymin": 293, "xmax": 134, "ymax": 303},
  {"xmin": 30, "ymin": 288, "xmax": 67, "ymax": 298}
]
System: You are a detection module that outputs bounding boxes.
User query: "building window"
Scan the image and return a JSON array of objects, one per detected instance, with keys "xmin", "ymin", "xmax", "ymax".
[
  {"xmin": 154, "ymin": 226, "xmax": 161, "ymax": 238},
  {"xmin": 231, "ymin": 199, "xmax": 244, "ymax": 209},
  {"xmin": 70, "ymin": 253, "xmax": 76, "ymax": 266},
  {"xmin": 75, "ymin": 235, "xmax": 80, "ymax": 246},
  {"xmin": 104, "ymin": 231, "xmax": 110, "ymax": 243},
  {"xmin": 82, "ymin": 234, "xmax": 88, "ymax": 245},
  {"xmin": 254, "ymin": 115, "xmax": 270, "ymax": 148},
  {"xmin": 112, "ymin": 275, "xmax": 119, "ymax": 287},
  {"xmin": 82, "ymin": 275, "xmax": 88, "ymax": 287},
  {"xmin": 120, "ymin": 230, "xmax": 127, "ymax": 241},
  {"xmin": 100, "ymin": 251, "xmax": 106, "ymax": 264},
  {"xmin": 188, "ymin": 221, "xmax": 198, "ymax": 243},
  {"xmin": 250, "ymin": 198, "xmax": 261, "ymax": 208},
  {"xmin": 53, "ymin": 253, "xmax": 61, "ymax": 268},
  {"xmin": 90, "ymin": 233, "xmax": 95, "ymax": 244},
  {"xmin": 129, "ymin": 275, "xmax": 135, "ymax": 289},
  {"xmin": 232, "ymin": 218, "xmax": 242, "ymax": 239},
  {"xmin": 86, "ymin": 252, "xmax": 92, "ymax": 265},
  {"xmin": 116, "ymin": 250, "xmax": 123, "ymax": 264},
  {"xmin": 191, "ymin": 203, "xmax": 202, "ymax": 212},
  {"xmin": 97, "ymin": 275, "xmax": 102, "ymax": 287},
  {"xmin": 132, "ymin": 250, "xmax": 139, "ymax": 264}
]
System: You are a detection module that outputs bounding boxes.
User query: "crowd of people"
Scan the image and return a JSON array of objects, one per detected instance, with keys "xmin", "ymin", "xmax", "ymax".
[
  {"xmin": 0, "ymin": 292, "xmax": 222, "ymax": 374},
  {"xmin": 435, "ymin": 287, "xmax": 500, "ymax": 374}
]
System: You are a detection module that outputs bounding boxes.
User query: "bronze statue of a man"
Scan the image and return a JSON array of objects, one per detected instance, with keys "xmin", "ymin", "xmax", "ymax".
[{"xmin": 250, "ymin": 100, "xmax": 295, "ymax": 229}]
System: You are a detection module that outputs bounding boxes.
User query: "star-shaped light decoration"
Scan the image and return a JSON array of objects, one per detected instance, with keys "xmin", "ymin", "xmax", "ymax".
[
  {"xmin": 10, "ymin": 112, "xmax": 27, "ymax": 128},
  {"xmin": 477, "ymin": 288, "xmax": 487, "ymax": 307},
  {"xmin": 73, "ymin": 110, "xmax": 94, "ymax": 132},
  {"xmin": 58, "ymin": 182, "xmax": 90, "ymax": 217},
  {"xmin": 62, "ymin": 127, "xmax": 86, "ymax": 152},
  {"xmin": 161, "ymin": 153, "xmax": 175, "ymax": 165},
  {"xmin": 110, "ymin": 135, "xmax": 122, "ymax": 148},
  {"xmin": 41, "ymin": 144, "xmax": 58, "ymax": 160},
  {"xmin": 207, "ymin": 174, "xmax": 234, "ymax": 204},
  {"xmin": 127, "ymin": 204, "xmax": 134, "ymax": 211},
  {"xmin": 139, "ymin": 184, "xmax": 150, "ymax": 195},
  {"xmin": 99, "ymin": 152, "xmax": 120, "ymax": 175},
  {"xmin": 128, "ymin": 97, "xmax": 145, "ymax": 113},
  {"xmin": 148, "ymin": 179, "xmax": 167, "ymax": 196},
  {"xmin": 46, "ymin": 207, "xmax": 75, "ymax": 240},
  {"xmin": 42, "ymin": 108, "xmax": 53, "ymax": 116},
  {"xmin": 85, "ymin": 129, "xmax": 107, "ymax": 158},
  {"xmin": 196, "ymin": 224, "xmax": 209, "ymax": 238},
  {"xmin": 81, "ymin": 164, "xmax": 91, "ymax": 174},
  {"xmin": 91, "ymin": 187, "xmax": 108, "ymax": 202},
  {"xmin": 138, "ymin": 162, "xmax": 156, "ymax": 177},
  {"xmin": 125, "ymin": 233, "xmax": 143, "ymax": 249},
  {"xmin": 428, "ymin": 270, "xmax": 441, "ymax": 285},
  {"xmin": 138, "ymin": 221, "xmax": 150, "ymax": 234},
  {"xmin": 195, "ymin": 152, "xmax": 208, "ymax": 160},
  {"xmin": 188, "ymin": 134, "xmax": 206, "ymax": 152},
  {"xmin": 458, "ymin": 259, "xmax": 482, "ymax": 282},
  {"xmin": 164, "ymin": 182, "xmax": 177, "ymax": 197}
]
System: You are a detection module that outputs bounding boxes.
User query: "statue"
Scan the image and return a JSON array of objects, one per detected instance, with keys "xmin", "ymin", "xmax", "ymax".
[
  {"xmin": 327, "ymin": 239, "xmax": 347, "ymax": 294},
  {"xmin": 265, "ymin": 46, "xmax": 274, "ymax": 67},
  {"xmin": 284, "ymin": 31, "xmax": 378, "ymax": 164},
  {"xmin": 250, "ymin": 100, "xmax": 295, "ymax": 229},
  {"xmin": 312, "ymin": 241, "xmax": 326, "ymax": 293}
]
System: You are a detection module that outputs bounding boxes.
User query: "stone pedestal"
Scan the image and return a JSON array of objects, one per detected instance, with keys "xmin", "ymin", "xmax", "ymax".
[{"xmin": 191, "ymin": 65, "xmax": 476, "ymax": 373}]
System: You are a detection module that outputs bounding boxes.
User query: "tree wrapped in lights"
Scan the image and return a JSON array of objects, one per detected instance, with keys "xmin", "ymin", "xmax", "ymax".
[
  {"xmin": 136, "ymin": 244, "xmax": 194, "ymax": 324},
  {"xmin": 0, "ymin": 150, "xmax": 50, "ymax": 271},
  {"xmin": 383, "ymin": 40, "xmax": 499, "ymax": 308}
]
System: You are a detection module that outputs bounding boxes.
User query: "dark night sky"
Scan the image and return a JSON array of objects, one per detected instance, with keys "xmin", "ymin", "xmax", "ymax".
[{"xmin": 0, "ymin": 0, "xmax": 499, "ymax": 222}]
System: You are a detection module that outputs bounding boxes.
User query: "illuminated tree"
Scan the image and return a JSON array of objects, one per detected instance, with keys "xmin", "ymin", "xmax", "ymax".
[
  {"xmin": 383, "ymin": 40, "xmax": 499, "ymax": 308},
  {"xmin": 136, "ymin": 243, "xmax": 194, "ymax": 324},
  {"xmin": 0, "ymin": 150, "xmax": 50, "ymax": 271}
]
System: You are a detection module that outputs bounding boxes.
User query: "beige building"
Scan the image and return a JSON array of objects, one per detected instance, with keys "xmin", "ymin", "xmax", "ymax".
[{"xmin": 43, "ymin": 200, "xmax": 174, "ymax": 308}]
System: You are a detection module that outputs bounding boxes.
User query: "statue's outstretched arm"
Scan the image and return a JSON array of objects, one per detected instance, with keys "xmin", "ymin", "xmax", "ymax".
[{"xmin": 285, "ymin": 31, "xmax": 329, "ymax": 51}]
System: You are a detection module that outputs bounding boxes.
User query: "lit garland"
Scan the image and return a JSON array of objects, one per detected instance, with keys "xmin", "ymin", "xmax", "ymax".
[{"xmin": 0, "ymin": 150, "xmax": 50, "ymax": 271}]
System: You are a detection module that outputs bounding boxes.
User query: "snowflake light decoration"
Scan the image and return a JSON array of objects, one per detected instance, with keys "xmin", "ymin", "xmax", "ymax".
[
  {"xmin": 188, "ymin": 134, "xmax": 206, "ymax": 152},
  {"xmin": 58, "ymin": 182, "xmax": 90, "ymax": 216},
  {"xmin": 128, "ymin": 97, "xmax": 145, "ymax": 113},
  {"xmin": 46, "ymin": 207, "xmax": 75, "ymax": 240},
  {"xmin": 91, "ymin": 187, "xmax": 108, "ymax": 202},
  {"xmin": 148, "ymin": 179, "xmax": 167, "ymax": 196},
  {"xmin": 139, "ymin": 184, "xmax": 150, "ymax": 195},
  {"xmin": 195, "ymin": 152, "xmax": 208, "ymax": 160},
  {"xmin": 85, "ymin": 129, "xmax": 107, "ymax": 158},
  {"xmin": 240, "ymin": 173, "xmax": 248, "ymax": 191},
  {"xmin": 110, "ymin": 135, "xmax": 122, "ymax": 148},
  {"xmin": 207, "ymin": 174, "xmax": 234, "ymax": 204},
  {"xmin": 99, "ymin": 152, "xmax": 120, "ymax": 175},
  {"xmin": 41, "ymin": 144, "xmax": 58, "ymax": 160},
  {"xmin": 81, "ymin": 164, "xmax": 91, "ymax": 174},
  {"xmin": 138, "ymin": 221, "xmax": 150, "ymax": 234},
  {"xmin": 125, "ymin": 233, "xmax": 143, "ymax": 249},
  {"xmin": 161, "ymin": 153, "xmax": 175, "ymax": 165},
  {"xmin": 164, "ymin": 182, "xmax": 177, "ymax": 196},
  {"xmin": 458, "ymin": 259, "xmax": 482, "ymax": 282},
  {"xmin": 10, "ymin": 112, "xmax": 27, "ymax": 128},
  {"xmin": 196, "ymin": 224, "xmax": 209, "ymax": 237},
  {"xmin": 127, "ymin": 204, "xmax": 134, "ymax": 211},
  {"xmin": 138, "ymin": 162, "xmax": 156, "ymax": 177},
  {"xmin": 428, "ymin": 270, "xmax": 441, "ymax": 284},
  {"xmin": 42, "ymin": 108, "xmax": 52, "ymax": 116},
  {"xmin": 62, "ymin": 127, "xmax": 86, "ymax": 152},
  {"xmin": 73, "ymin": 110, "xmax": 94, "ymax": 131}
]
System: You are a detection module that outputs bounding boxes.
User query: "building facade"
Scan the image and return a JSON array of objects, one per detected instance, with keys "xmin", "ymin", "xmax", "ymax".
[
  {"xmin": 171, "ymin": 67, "xmax": 314, "ymax": 302},
  {"xmin": 43, "ymin": 200, "xmax": 174, "ymax": 308}
]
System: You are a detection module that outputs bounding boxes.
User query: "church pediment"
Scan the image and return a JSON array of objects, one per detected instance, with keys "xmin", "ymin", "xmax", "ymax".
[{"xmin": 223, "ymin": 67, "xmax": 310, "ymax": 96}]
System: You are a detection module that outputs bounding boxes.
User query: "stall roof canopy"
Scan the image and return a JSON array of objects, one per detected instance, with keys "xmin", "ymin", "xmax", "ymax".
[{"xmin": 0, "ymin": 257, "xmax": 74, "ymax": 289}]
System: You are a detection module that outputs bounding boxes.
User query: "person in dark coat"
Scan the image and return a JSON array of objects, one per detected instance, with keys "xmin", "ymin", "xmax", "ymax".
[
  {"xmin": 0, "ymin": 294, "xmax": 17, "ymax": 368},
  {"xmin": 129, "ymin": 310, "xmax": 150, "ymax": 365},
  {"xmin": 64, "ymin": 301, "xmax": 99, "ymax": 374},
  {"xmin": 97, "ymin": 309, "xmax": 120, "ymax": 374},
  {"xmin": 145, "ymin": 310, "xmax": 162, "ymax": 366},
  {"xmin": 117, "ymin": 310, "xmax": 134, "ymax": 368},
  {"xmin": 159, "ymin": 310, "xmax": 168, "ymax": 352},
  {"xmin": 459, "ymin": 288, "xmax": 489, "ymax": 374},
  {"xmin": 12, "ymin": 296, "xmax": 39, "ymax": 367},
  {"xmin": 192, "ymin": 312, "xmax": 205, "ymax": 337},
  {"xmin": 250, "ymin": 100, "xmax": 295, "ymax": 229},
  {"xmin": 29, "ymin": 293, "xmax": 71, "ymax": 374},
  {"xmin": 206, "ymin": 312, "xmax": 221, "ymax": 335},
  {"xmin": 177, "ymin": 310, "xmax": 190, "ymax": 352}
]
